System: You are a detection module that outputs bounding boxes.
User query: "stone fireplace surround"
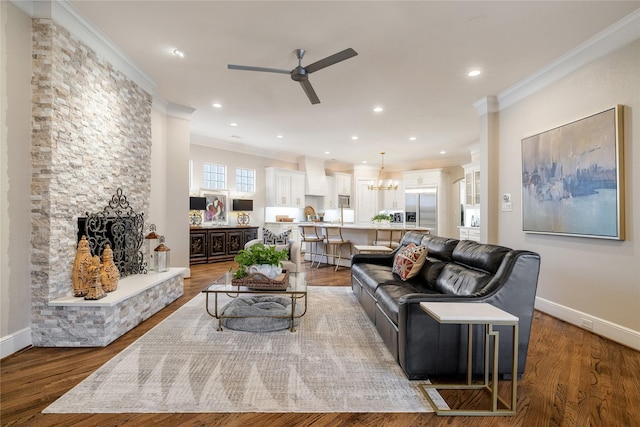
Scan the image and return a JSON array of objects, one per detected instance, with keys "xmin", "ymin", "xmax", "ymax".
[{"xmin": 29, "ymin": 18, "xmax": 183, "ymax": 347}]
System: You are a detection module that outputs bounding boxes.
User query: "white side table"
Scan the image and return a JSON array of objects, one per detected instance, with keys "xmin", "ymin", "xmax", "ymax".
[{"xmin": 419, "ymin": 302, "xmax": 519, "ymax": 416}]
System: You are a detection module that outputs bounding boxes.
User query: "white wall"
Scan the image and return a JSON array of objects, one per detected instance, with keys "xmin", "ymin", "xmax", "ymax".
[
  {"xmin": 0, "ymin": 2, "xmax": 34, "ymax": 358},
  {"xmin": 497, "ymin": 39, "xmax": 640, "ymax": 348},
  {"xmin": 189, "ymin": 142, "xmax": 298, "ymax": 227}
]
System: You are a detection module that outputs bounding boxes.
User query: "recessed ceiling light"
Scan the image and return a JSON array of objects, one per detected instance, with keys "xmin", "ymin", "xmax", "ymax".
[
  {"xmin": 276, "ymin": 134, "xmax": 284, "ymax": 139},
  {"xmin": 173, "ymin": 48, "xmax": 185, "ymax": 58},
  {"xmin": 212, "ymin": 103, "xmax": 222, "ymax": 108},
  {"xmin": 362, "ymin": 160, "xmax": 367, "ymax": 164},
  {"xmin": 230, "ymin": 122, "xmax": 238, "ymax": 127},
  {"xmin": 468, "ymin": 70, "xmax": 481, "ymax": 77},
  {"xmin": 409, "ymin": 137, "xmax": 417, "ymax": 141},
  {"xmin": 352, "ymin": 136, "xmax": 359, "ymax": 140},
  {"xmin": 373, "ymin": 106, "xmax": 384, "ymax": 113},
  {"xmin": 324, "ymin": 151, "xmax": 330, "ymax": 154},
  {"xmin": 440, "ymin": 150, "xmax": 446, "ymax": 154}
]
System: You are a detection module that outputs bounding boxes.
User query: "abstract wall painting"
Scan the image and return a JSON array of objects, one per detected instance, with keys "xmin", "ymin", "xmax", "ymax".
[{"xmin": 521, "ymin": 105, "xmax": 624, "ymax": 240}]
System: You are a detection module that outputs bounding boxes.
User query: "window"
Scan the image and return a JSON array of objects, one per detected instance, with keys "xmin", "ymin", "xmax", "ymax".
[
  {"xmin": 236, "ymin": 168, "xmax": 255, "ymax": 192},
  {"xmin": 204, "ymin": 163, "xmax": 226, "ymax": 189}
]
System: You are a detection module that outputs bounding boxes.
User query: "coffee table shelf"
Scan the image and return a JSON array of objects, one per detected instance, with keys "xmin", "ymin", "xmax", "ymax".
[{"xmin": 202, "ymin": 271, "xmax": 307, "ymax": 332}]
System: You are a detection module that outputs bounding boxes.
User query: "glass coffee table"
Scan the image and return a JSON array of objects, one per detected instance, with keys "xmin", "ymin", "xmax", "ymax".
[{"xmin": 202, "ymin": 271, "xmax": 307, "ymax": 332}]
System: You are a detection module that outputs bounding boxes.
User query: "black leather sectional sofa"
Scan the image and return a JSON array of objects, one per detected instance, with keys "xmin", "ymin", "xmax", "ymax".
[{"xmin": 351, "ymin": 231, "xmax": 541, "ymax": 380}]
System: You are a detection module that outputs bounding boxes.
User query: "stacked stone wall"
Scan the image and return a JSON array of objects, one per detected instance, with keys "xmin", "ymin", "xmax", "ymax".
[{"xmin": 30, "ymin": 19, "xmax": 154, "ymax": 346}]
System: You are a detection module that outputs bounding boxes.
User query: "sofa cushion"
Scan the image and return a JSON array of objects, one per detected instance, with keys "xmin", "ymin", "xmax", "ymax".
[
  {"xmin": 400, "ymin": 231, "xmax": 426, "ymax": 247},
  {"xmin": 262, "ymin": 229, "xmax": 291, "ymax": 245},
  {"xmin": 411, "ymin": 257, "xmax": 448, "ymax": 288},
  {"xmin": 452, "ymin": 240, "xmax": 510, "ymax": 274},
  {"xmin": 433, "ymin": 263, "xmax": 493, "ymax": 296},
  {"xmin": 375, "ymin": 283, "xmax": 438, "ymax": 324},
  {"xmin": 352, "ymin": 263, "xmax": 399, "ymax": 296},
  {"xmin": 392, "ymin": 244, "xmax": 428, "ymax": 280},
  {"xmin": 423, "ymin": 236, "xmax": 459, "ymax": 262}
]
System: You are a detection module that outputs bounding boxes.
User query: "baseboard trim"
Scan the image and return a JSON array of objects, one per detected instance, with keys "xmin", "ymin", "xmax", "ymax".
[
  {"xmin": 535, "ymin": 297, "xmax": 640, "ymax": 351},
  {"xmin": 1, "ymin": 327, "xmax": 32, "ymax": 359}
]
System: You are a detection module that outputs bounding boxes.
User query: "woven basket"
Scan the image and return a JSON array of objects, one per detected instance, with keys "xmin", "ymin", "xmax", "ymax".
[{"xmin": 231, "ymin": 270, "xmax": 290, "ymax": 290}]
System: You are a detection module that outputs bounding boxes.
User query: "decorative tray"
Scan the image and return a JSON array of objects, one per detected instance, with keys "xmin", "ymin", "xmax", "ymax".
[{"xmin": 231, "ymin": 270, "xmax": 290, "ymax": 290}]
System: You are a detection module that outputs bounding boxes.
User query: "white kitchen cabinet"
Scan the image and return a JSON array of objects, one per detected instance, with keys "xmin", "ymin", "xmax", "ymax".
[
  {"xmin": 325, "ymin": 176, "xmax": 337, "ymax": 209},
  {"xmin": 382, "ymin": 180, "xmax": 404, "ymax": 210},
  {"xmin": 403, "ymin": 171, "xmax": 429, "ymax": 188},
  {"xmin": 464, "ymin": 163, "xmax": 480, "ymax": 206},
  {"xmin": 291, "ymin": 173, "xmax": 306, "ymax": 208},
  {"xmin": 266, "ymin": 167, "xmax": 306, "ymax": 208},
  {"xmin": 459, "ymin": 226, "xmax": 480, "ymax": 242},
  {"xmin": 462, "ymin": 162, "xmax": 481, "ymax": 229},
  {"xmin": 334, "ymin": 172, "xmax": 352, "ymax": 196}
]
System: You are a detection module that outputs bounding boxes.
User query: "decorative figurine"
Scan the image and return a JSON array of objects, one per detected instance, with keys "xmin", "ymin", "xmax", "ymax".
[
  {"xmin": 100, "ymin": 244, "xmax": 120, "ymax": 292},
  {"xmin": 84, "ymin": 256, "xmax": 107, "ymax": 300},
  {"xmin": 72, "ymin": 235, "xmax": 93, "ymax": 297}
]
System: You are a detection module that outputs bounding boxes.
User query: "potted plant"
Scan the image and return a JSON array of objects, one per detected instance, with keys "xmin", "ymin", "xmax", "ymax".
[
  {"xmin": 233, "ymin": 243, "xmax": 289, "ymax": 279},
  {"xmin": 371, "ymin": 213, "xmax": 393, "ymax": 225}
]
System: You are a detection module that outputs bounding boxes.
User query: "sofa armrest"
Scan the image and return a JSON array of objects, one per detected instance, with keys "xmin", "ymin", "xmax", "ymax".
[
  {"xmin": 288, "ymin": 240, "xmax": 302, "ymax": 272},
  {"xmin": 245, "ymin": 239, "xmax": 301, "ymax": 273},
  {"xmin": 244, "ymin": 239, "xmax": 261, "ymax": 249}
]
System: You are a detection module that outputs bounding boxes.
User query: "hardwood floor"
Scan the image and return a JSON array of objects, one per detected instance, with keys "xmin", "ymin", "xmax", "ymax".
[{"xmin": 2, "ymin": 261, "xmax": 639, "ymax": 426}]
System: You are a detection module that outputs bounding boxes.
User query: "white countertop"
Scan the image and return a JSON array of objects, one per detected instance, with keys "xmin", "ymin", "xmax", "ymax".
[{"xmin": 266, "ymin": 221, "xmax": 431, "ymax": 231}]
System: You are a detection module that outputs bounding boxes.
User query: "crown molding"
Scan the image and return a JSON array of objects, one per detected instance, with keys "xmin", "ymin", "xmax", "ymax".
[
  {"xmin": 190, "ymin": 133, "xmax": 300, "ymax": 164},
  {"xmin": 13, "ymin": 0, "xmax": 159, "ymax": 96},
  {"xmin": 167, "ymin": 103, "xmax": 196, "ymax": 120},
  {"xmin": 10, "ymin": 0, "xmax": 49, "ymax": 17},
  {"xmin": 473, "ymin": 96, "xmax": 499, "ymax": 116},
  {"xmin": 497, "ymin": 9, "xmax": 640, "ymax": 110},
  {"xmin": 53, "ymin": 0, "xmax": 158, "ymax": 95}
]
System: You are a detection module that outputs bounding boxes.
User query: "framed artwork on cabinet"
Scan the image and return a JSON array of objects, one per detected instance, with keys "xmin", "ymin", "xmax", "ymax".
[
  {"xmin": 521, "ymin": 105, "xmax": 624, "ymax": 240},
  {"xmin": 200, "ymin": 189, "xmax": 229, "ymax": 226}
]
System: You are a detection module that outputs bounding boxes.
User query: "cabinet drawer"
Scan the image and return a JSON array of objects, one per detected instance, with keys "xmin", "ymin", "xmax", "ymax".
[{"xmin": 468, "ymin": 228, "xmax": 480, "ymax": 241}]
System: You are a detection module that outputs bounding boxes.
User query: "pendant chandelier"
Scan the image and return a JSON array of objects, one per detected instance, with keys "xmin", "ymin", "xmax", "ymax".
[{"xmin": 368, "ymin": 152, "xmax": 398, "ymax": 191}]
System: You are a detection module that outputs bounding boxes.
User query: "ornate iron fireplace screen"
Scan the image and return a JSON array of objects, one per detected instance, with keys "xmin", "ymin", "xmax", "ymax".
[{"xmin": 79, "ymin": 188, "xmax": 146, "ymax": 277}]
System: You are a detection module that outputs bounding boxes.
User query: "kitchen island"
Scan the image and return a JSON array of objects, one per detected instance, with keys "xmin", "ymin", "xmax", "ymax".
[{"xmin": 264, "ymin": 222, "xmax": 432, "ymax": 268}]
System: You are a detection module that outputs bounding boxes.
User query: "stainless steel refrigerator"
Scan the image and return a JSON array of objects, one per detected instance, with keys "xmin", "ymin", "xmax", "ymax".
[{"xmin": 405, "ymin": 187, "xmax": 437, "ymax": 230}]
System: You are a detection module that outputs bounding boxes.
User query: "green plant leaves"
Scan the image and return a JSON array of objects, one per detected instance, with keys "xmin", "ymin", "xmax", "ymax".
[{"xmin": 233, "ymin": 243, "xmax": 289, "ymax": 278}]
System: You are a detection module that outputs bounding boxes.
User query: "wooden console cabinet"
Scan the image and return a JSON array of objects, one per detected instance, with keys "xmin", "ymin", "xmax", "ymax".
[{"xmin": 189, "ymin": 226, "xmax": 258, "ymax": 265}]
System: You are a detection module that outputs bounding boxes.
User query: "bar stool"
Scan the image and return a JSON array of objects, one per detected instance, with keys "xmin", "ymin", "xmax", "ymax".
[
  {"xmin": 319, "ymin": 226, "xmax": 351, "ymax": 271},
  {"xmin": 299, "ymin": 225, "xmax": 325, "ymax": 267},
  {"xmin": 374, "ymin": 228, "xmax": 404, "ymax": 249}
]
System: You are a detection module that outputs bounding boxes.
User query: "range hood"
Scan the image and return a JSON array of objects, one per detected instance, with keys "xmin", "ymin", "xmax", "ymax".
[{"xmin": 299, "ymin": 156, "xmax": 329, "ymax": 196}]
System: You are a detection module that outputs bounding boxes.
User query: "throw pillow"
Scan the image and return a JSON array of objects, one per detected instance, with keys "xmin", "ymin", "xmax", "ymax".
[
  {"xmin": 392, "ymin": 243, "xmax": 428, "ymax": 281},
  {"xmin": 262, "ymin": 229, "xmax": 291, "ymax": 245}
]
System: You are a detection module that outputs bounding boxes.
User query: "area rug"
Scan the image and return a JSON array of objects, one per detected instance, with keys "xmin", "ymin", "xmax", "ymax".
[{"xmin": 44, "ymin": 286, "xmax": 444, "ymax": 413}]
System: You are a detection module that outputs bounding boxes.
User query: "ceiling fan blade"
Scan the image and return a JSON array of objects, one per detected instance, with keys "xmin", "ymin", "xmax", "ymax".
[
  {"xmin": 299, "ymin": 80, "xmax": 320, "ymax": 105},
  {"xmin": 304, "ymin": 48, "xmax": 358, "ymax": 74},
  {"xmin": 227, "ymin": 64, "xmax": 291, "ymax": 74}
]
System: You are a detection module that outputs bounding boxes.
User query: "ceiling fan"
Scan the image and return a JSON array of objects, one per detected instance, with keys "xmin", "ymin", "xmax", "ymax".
[{"xmin": 228, "ymin": 48, "xmax": 358, "ymax": 105}]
